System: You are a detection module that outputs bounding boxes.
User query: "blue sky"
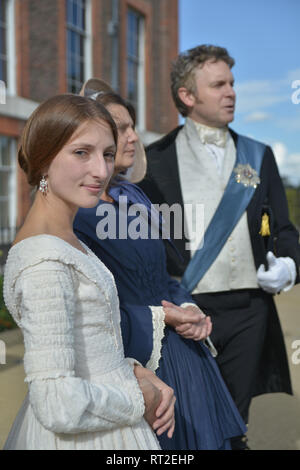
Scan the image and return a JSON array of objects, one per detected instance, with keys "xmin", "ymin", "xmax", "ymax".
[{"xmin": 179, "ymin": 0, "xmax": 300, "ymax": 185}]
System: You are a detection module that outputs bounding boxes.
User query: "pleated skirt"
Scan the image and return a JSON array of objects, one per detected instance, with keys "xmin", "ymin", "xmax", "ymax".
[{"xmin": 156, "ymin": 328, "xmax": 247, "ymax": 450}]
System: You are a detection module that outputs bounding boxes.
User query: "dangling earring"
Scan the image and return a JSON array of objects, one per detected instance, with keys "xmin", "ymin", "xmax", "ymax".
[{"xmin": 39, "ymin": 175, "xmax": 48, "ymax": 195}]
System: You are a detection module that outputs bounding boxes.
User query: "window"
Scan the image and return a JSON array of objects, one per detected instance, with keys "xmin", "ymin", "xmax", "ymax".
[
  {"xmin": 0, "ymin": 0, "xmax": 8, "ymax": 85},
  {"xmin": 0, "ymin": 136, "xmax": 16, "ymax": 241},
  {"xmin": 127, "ymin": 9, "xmax": 145, "ymax": 129},
  {"xmin": 0, "ymin": 0, "xmax": 16, "ymax": 96},
  {"xmin": 66, "ymin": 0, "xmax": 91, "ymax": 93}
]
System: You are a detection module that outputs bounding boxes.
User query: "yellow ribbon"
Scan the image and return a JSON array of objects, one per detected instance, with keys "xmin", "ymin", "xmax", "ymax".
[{"xmin": 259, "ymin": 213, "xmax": 270, "ymax": 236}]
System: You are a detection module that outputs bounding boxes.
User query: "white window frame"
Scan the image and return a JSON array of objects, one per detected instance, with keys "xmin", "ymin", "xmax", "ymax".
[
  {"xmin": 127, "ymin": 9, "xmax": 145, "ymax": 131},
  {"xmin": 84, "ymin": 0, "xmax": 92, "ymax": 81},
  {"xmin": 6, "ymin": 0, "xmax": 16, "ymax": 96},
  {"xmin": 0, "ymin": 136, "xmax": 17, "ymax": 242},
  {"xmin": 0, "ymin": 0, "xmax": 16, "ymax": 97},
  {"xmin": 66, "ymin": 0, "xmax": 92, "ymax": 93}
]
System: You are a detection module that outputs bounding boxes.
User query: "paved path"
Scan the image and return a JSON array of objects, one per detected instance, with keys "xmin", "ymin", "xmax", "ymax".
[
  {"xmin": 0, "ymin": 329, "xmax": 27, "ymax": 449},
  {"xmin": 248, "ymin": 285, "xmax": 300, "ymax": 450},
  {"xmin": 1, "ymin": 285, "xmax": 300, "ymax": 450}
]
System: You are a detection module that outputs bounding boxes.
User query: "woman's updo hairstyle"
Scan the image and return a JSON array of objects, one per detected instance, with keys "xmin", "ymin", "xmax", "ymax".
[
  {"xmin": 80, "ymin": 78, "xmax": 146, "ymax": 183},
  {"xmin": 18, "ymin": 93, "xmax": 118, "ymax": 187},
  {"xmin": 80, "ymin": 78, "xmax": 136, "ymax": 124}
]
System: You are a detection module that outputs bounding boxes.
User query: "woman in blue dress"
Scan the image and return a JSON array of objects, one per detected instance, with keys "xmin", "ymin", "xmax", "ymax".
[{"xmin": 74, "ymin": 79, "xmax": 247, "ymax": 450}]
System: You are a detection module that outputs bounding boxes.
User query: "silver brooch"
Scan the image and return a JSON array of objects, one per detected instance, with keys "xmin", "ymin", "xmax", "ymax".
[{"xmin": 234, "ymin": 164, "xmax": 260, "ymax": 188}]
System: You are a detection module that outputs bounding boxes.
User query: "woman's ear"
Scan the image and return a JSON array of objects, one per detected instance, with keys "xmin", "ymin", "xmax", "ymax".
[{"xmin": 177, "ymin": 87, "xmax": 196, "ymax": 108}]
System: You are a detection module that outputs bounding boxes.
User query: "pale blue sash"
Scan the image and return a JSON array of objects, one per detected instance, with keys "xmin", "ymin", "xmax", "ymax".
[{"xmin": 181, "ymin": 134, "xmax": 266, "ymax": 293}]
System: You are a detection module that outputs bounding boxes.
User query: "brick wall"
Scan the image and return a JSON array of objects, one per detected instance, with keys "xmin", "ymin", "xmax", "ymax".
[
  {"xmin": 151, "ymin": 0, "xmax": 178, "ymax": 133},
  {"xmin": 1, "ymin": 0, "xmax": 179, "ymax": 226},
  {"xmin": 28, "ymin": 1, "xmax": 61, "ymax": 101},
  {"xmin": 92, "ymin": 0, "xmax": 114, "ymax": 83},
  {"xmin": 118, "ymin": 0, "xmax": 178, "ymax": 133},
  {"xmin": 15, "ymin": 0, "xmax": 179, "ymax": 127}
]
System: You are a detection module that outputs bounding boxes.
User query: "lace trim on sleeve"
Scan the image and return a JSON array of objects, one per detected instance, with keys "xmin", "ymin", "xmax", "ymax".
[{"xmin": 146, "ymin": 306, "xmax": 166, "ymax": 372}]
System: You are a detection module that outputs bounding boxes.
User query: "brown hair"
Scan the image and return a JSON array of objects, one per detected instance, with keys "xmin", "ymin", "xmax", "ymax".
[
  {"xmin": 171, "ymin": 44, "xmax": 235, "ymax": 117},
  {"xmin": 80, "ymin": 78, "xmax": 146, "ymax": 183},
  {"xmin": 80, "ymin": 78, "xmax": 136, "ymax": 125},
  {"xmin": 18, "ymin": 94, "xmax": 118, "ymax": 187}
]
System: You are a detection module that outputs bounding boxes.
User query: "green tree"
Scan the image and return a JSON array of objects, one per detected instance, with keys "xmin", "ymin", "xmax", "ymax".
[
  {"xmin": 285, "ymin": 186, "xmax": 300, "ymax": 233},
  {"xmin": 0, "ymin": 275, "xmax": 17, "ymax": 332}
]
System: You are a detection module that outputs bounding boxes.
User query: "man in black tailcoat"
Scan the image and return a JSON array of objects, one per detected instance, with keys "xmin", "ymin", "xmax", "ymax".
[{"xmin": 139, "ymin": 45, "xmax": 300, "ymax": 449}]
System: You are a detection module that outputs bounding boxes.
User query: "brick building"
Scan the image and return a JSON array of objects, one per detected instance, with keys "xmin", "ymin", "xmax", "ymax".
[{"xmin": 0, "ymin": 0, "xmax": 179, "ymax": 256}]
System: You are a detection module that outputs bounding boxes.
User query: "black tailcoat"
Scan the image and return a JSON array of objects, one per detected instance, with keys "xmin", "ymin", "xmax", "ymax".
[{"xmin": 140, "ymin": 125, "xmax": 300, "ymax": 397}]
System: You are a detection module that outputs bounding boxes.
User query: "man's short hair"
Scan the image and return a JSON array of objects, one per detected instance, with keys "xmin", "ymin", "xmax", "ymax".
[{"xmin": 171, "ymin": 44, "xmax": 235, "ymax": 117}]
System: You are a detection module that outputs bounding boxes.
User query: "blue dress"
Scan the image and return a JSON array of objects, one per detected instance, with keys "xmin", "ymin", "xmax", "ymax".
[{"xmin": 74, "ymin": 181, "xmax": 246, "ymax": 450}]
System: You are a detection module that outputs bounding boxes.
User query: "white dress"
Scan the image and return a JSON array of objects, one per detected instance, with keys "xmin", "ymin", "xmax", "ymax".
[{"xmin": 3, "ymin": 235, "xmax": 160, "ymax": 450}]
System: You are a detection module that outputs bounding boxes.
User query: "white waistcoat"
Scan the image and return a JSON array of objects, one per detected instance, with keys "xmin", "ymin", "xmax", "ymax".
[{"xmin": 176, "ymin": 118, "xmax": 258, "ymax": 294}]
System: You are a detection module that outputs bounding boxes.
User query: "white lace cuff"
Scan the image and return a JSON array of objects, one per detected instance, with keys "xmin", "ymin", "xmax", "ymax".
[{"xmin": 146, "ymin": 306, "xmax": 166, "ymax": 372}]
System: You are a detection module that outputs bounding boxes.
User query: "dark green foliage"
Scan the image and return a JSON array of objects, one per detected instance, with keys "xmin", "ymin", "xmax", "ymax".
[{"xmin": 0, "ymin": 274, "xmax": 17, "ymax": 332}]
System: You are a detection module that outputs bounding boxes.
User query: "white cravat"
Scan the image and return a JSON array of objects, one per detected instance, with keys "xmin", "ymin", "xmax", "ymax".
[
  {"xmin": 193, "ymin": 122, "xmax": 229, "ymax": 175},
  {"xmin": 193, "ymin": 122, "xmax": 228, "ymax": 147}
]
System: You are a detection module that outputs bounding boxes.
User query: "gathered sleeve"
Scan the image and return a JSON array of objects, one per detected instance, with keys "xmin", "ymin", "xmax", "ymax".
[
  {"xmin": 120, "ymin": 277, "xmax": 201, "ymax": 373},
  {"xmin": 167, "ymin": 275, "xmax": 218, "ymax": 357},
  {"xmin": 167, "ymin": 275, "xmax": 196, "ymax": 306},
  {"xmin": 15, "ymin": 261, "xmax": 145, "ymax": 434}
]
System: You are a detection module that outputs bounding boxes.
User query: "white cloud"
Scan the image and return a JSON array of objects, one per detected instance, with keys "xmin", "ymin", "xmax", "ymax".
[
  {"xmin": 235, "ymin": 69, "xmax": 300, "ymax": 115},
  {"xmin": 276, "ymin": 115, "xmax": 300, "ymax": 131},
  {"xmin": 235, "ymin": 81, "xmax": 288, "ymax": 114},
  {"xmin": 272, "ymin": 141, "xmax": 300, "ymax": 185},
  {"xmin": 272, "ymin": 142, "xmax": 287, "ymax": 167},
  {"xmin": 244, "ymin": 111, "xmax": 271, "ymax": 122}
]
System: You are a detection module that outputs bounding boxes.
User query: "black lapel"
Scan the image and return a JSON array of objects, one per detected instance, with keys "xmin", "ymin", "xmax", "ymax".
[
  {"xmin": 159, "ymin": 136, "xmax": 184, "ymax": 209},
  {"xmin": 228, "ymin": 127, "xmax": 238, "ymax": 147},
  {"xmin": 146, "ymin": 126, "xmax": 190, "ymax": 264}
]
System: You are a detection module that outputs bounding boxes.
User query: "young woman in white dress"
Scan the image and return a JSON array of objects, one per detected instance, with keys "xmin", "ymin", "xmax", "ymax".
[{"xmin": 3, "ymin": 94, "xmax": 175, "ymax": 450}]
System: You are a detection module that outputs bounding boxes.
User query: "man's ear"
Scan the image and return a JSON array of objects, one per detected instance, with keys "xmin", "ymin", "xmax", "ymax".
[{"xmin": 177, "ymin": 87, "xmax": 196, "ymax": 108}]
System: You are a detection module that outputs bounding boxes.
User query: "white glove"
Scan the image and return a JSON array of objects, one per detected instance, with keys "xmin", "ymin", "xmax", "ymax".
[{"xmin": 257, "ymin": 251, "xmax": 296, "ymax": 294}]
